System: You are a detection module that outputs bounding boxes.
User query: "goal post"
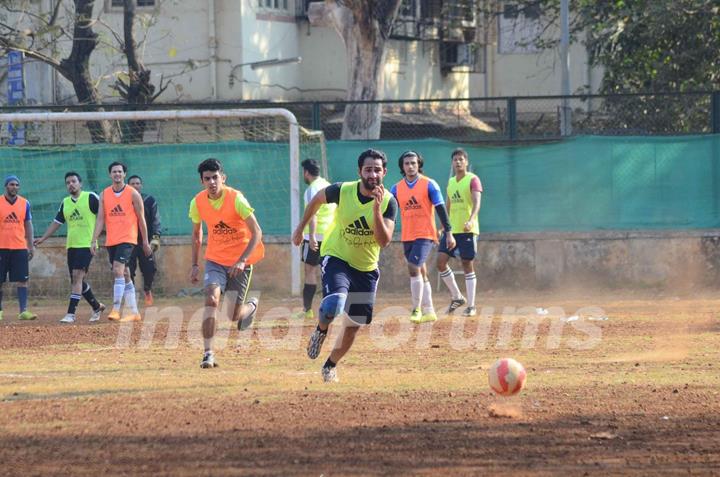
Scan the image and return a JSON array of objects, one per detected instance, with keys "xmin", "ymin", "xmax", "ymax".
[{"xmin": 0, "ymin": 108, "xmax": 310, "ymax": 296}]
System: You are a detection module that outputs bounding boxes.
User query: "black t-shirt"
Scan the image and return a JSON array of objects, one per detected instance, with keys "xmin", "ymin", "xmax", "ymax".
[
  {"xmin": 324, "ymin": 182, "xmax": 397, "ymax": 221},
  {"xmin": 54, "ymin": 192, "xmax": 99, "ymax": 224}
]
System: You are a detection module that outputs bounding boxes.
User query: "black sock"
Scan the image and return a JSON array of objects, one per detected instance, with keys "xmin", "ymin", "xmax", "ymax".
[
  {"xmin": 67, "ymin": 294, "xmax": 81, "ymax": 315},
  {"xmin": 302, "ymin": 284, "xmax": 317, "ymax": 312},
  {"xmin": 82, "ymin": 282, "xmax": 101, "ymax": 311},
  {"xmin": 323, "ymin": 358, "xmax": 336, "ymax": 369},
  {"xmin": 316, "ymin": 325, "xmax": 327, "ymax": 334}
]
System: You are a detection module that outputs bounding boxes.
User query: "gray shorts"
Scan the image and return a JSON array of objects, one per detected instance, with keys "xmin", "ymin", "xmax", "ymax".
[{"xmin": 204, "ymin": 260, "xmax": 253, "ymax": 303}]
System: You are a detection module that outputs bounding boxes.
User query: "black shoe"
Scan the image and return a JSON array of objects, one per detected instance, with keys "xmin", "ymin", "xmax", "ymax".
[
  {"xmin": 307, "ymin": 328, "xmax": 327, "ymax": 359},
  {"xmin": 448, "ymin": 296, "xmax": 467, "ymax": 314}
]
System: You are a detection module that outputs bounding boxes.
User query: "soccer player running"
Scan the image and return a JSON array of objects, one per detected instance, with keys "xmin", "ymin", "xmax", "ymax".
[
  {"xmin": 91, "ymin": 162, "xmax": 152, "ymax": 322},
  {"xmin": 0, "ymin": 175, "xmax": 37, "ymax": 321},
  {"xmin": 391, "ymin": 151, "xmax": 454, "ymax": 324},
  {"xmin": 291, "ymin": 149, "xmax": 397, "ymax": 383},
  {"xmin": 128, "ymin": 175, "xmax": 161, "ymax": 306},
  {"xmin": 34, "ymin": 172, "xmax": 105, "ymax": 323},
  {"xmin": 189, "ymin": 158, "xmax": 264, "ymax": 369},
  {"xmin": 291, "ymin": 159, "xmax": 336, "ymax": 320},
  {"xmin": 437, "ymin": 148, "xmax": 483, "ymax": 317}
]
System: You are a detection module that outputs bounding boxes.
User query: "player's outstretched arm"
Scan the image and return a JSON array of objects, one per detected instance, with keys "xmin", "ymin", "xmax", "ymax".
[
  {"xmin": 292, "ymin": 188, "xmax": 328, "ymax": 246},
  {"xmin": 25, "ymin": 218, "xmax": 34, "ymax": 260},
  {"xmin": 34, "ymin": 222, "xmax": 61, "ymax": 246}
]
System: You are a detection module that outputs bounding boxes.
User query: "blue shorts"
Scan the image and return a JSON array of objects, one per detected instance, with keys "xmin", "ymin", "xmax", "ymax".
[
  {"xmin": 437, "ymin": 232, "xmax": 477, "ymax": 261},
  {"xmin": 320, "ymin": 255, "xmax": 379, "ymax": 325},
  {"xmin": 0, "ymin": 249, "xmax": 29, "ymax": 283},
  {"xmin": 402, "ymin": 239, "xmax": 434, "ymax": 267}
]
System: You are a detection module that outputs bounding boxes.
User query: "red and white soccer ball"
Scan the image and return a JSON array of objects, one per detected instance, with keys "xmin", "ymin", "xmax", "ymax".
[{"xmin": 488, "ymin": 358, "xmax": 526, "ymax": 396}]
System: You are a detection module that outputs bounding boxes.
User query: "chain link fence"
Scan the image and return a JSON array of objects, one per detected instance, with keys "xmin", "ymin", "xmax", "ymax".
[{"xmin": 1, "ymin": 92, "xmax": 718, "ymax": 144}]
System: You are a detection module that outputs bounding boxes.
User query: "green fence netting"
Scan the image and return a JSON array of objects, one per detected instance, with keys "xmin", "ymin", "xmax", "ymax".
[{"xmin": 1, "ymin": 135, "xmax": 718, "ymax": 236}]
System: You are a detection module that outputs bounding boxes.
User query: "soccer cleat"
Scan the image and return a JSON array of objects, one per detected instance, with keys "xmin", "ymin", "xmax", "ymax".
[
  {"xmin": 200, "ymin": 351, "xmax": 218, "ymax": 369},
  {"xmin": 304, "ymin": 309, "xmax": 314, "ymax": 320},
  {"xmin": 322, "ymin": 365, "xmax": 338, "ymax": 383},
  {"xmin": 462, "ymin": 306, "xmax": 477, "ymax": 317},
  {"xmin": 307, "ymin": 327, "xmax": 327, "ymax": 360},
  {"xmin": 419, "ymin": 311, "xmax": 438, "ymax": 323},
  {"xmin": 291, "ymin": 309, "xmax": 311, "ymax": 320},
  {"xmin": 239, "ymin": 297, "xmax": 258, "ymax": 331},
  {"xmin": 18, "ymin": 310, "xmax": 37, "ymax": 321},
  {"xmin": 89, "ymin": 303, "xmax": 106, "ymax": 323},
  {"xmin": 119, "ymin": 313, "xmax": 142, "ymax": 322},
  {"xmin": 60, "ymin": 314, "xmax": 76, "ymax": 324},
  {"xmin": 144, "ymin": 290, "xmax": 154, "ymax": 307},
  {"xmin": 447, "ymin": 296, "xmax": 467, "ymax": 314},
  {"xmin": 409, "ymin": 308, "xmax": 422, "ymax": 323},
  {"xmin": 108, "ymin": 309, "xmax": 121, "ymax": 321}
]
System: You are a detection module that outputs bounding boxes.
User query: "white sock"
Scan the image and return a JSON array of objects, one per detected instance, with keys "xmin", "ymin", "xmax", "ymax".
[
  {"xmin": 204, "ymin": 339, "xmax": 213, "ymax": 352},
  {"xmin": 421, "ymin": 280, "xmax": 434, "ymax": 314},
  {"xmin": 410, "ymin": 275, "xmax": 424, "ymax": 311},
  {"xmin": 112, "ymin": 278, "xmax": 125, "ymax": 311},
  {"xmin": 124, "ymin": 281, "xmax": 138, "ymax": 314},
  {"xmin": 439, "ymin": 267, "xmax": 462, "ymax": 299},
  {"xmin": 465, "ymin": 272, "xmax": 477, "ymax": 308}
]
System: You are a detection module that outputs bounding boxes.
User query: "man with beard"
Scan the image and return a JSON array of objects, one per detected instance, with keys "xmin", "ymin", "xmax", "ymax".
[
  {"xmin": 34, "ymin": 172, "xmax": 105, "ymax": 323},
  {"xmin": 292, "ymin": 149, "xmax": 397, "ymax": 383},
  {"xmin": 0, "ymin": 175, "xmax": 37, "ymax": 321}
]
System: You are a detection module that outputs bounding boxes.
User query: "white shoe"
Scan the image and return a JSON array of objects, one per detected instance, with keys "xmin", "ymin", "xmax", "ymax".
[
  {"xmin": 89, "ymin": 303, "xmax": 106, "ymax": 322},
  {"xmin": 60, "ymin": 314, "xmax": 76, "ymax": 323},
  {"xmin": 322, "ymin": 365, "xmax": 338, "ymax": 383}
]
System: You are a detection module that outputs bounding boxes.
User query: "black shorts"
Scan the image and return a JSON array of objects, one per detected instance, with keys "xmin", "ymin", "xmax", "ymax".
[
  {"xmin": 320, "ymin": 255, "xmax": 379, "ymax": 325},
  {"xmin": 107, "ymin": 243, "xmax": 135, "ymax": 266},
  {"xmin": 437, "ymin": 232, "xmax": 477, "ymax": 261},
  {"xmin": 301, "ymin": 240, "xmax": 323, "ymax": 266},
  {"xmin": 0, "ymin": 249, "xmax": 29, "ymax": 283},
  {"xmin": 67, "ymin": 247, "xmax": 93, "ymax": 273}
]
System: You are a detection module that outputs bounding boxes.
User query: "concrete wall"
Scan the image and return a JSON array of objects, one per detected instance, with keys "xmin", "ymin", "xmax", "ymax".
[{"xmin": 28, "ymin": 230, "xmax": 720, "ymax": 299}]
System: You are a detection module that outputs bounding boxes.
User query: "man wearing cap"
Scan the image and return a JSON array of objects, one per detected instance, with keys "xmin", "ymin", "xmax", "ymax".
[{"xmin": 0, "ymin": 175, "xmax": 37, "ymax": 321}]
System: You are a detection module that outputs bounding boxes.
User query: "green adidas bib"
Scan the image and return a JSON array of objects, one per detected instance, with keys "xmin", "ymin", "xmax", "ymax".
[
  {"xmin": 63, "ymin": 191, "xmax": 96, "ymax": 248},
  {"xmin": 303, "ymin": 177, "xmax": 336, "ymax": 236},
  {"xmin": 447, "ymin": 172, "xmax": 479, "ymax": 235},
  {"xmin": 321, "ymin": 181, "xmax": 391, "ymax": 272}
]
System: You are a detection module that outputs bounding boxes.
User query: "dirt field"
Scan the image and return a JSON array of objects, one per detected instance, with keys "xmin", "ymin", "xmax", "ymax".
[{"xmin": 1, "ymin": 291, "xmax": 719, "ymax": 476}]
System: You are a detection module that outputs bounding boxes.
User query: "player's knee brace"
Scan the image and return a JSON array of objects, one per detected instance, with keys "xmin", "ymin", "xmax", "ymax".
[{"xmin": 318, "ymin": 293, "xmax": 347, "ymax": 326}]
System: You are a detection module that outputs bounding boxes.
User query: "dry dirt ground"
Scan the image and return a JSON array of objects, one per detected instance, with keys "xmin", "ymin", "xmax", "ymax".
[{"xmin": 0, "ymin": 291, "xmax": 719, "ymax": 476}]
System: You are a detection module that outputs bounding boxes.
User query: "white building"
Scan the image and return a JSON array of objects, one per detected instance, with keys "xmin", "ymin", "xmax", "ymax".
[{"xmin": 2, "ymin": 0, "xmax": 600, "ymax": 106}]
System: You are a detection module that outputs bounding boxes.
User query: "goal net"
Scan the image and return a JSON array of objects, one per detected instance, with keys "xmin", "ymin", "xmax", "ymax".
[{"xmin": 0, "ymin": 108, "xmax": 325, "ymax": 299}]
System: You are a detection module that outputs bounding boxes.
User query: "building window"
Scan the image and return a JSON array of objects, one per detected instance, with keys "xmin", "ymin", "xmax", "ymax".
[
  {"xmin": 110, "ymin": 0, "xmax": 155, "ymax": 7},
  {"xmin": 498, "ymin": 2, "xmax": 542, "ymax": 54},
  {"xmin": 258, "ymin": 0, "xmax": 289, "ymax": 10}
]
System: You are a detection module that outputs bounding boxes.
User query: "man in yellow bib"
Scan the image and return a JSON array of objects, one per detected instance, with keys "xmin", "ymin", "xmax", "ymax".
[
  {"xmin": 35, "ymin": 172, "xmax": 105, "ymax": 323},
  {"xmin": 292, "ymin": 149, "xmax": 397, "ymax": 383},
  {"xmin": 189, "ymin": 158, "xmax": 264, "ymax": 369},
  {"xmin": 437, "ymin": 148, "xmax": 483, "ymax": 317},
  {"xmin": 292, "ymin": 158, "xmax": 336, "ymax": 320}
]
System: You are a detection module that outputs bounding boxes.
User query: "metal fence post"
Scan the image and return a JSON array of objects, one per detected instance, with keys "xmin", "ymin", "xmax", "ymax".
[
  {"xmin": 508, "ymin": 97, "xmax": 517, "ymax": 142},
  {"xmin": 712, "ymin": 92, "xmax": 720, "ymax": 134},
  {"xmin": 312, "ymin": 102, "xmax": 321, "ymax": 131}
]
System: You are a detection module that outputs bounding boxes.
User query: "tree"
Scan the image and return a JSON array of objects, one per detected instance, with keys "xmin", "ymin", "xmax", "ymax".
[
  {"xmin": 0, "ymin": 0, "xmax": 167, "ymax": 142},
  {"xmin": 309, "ymin": 0, "xmax": 403, "ymax": 140},
  {"xmin": 485, "ymin": 0, "xmax": 720, "ymax": 132}
]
